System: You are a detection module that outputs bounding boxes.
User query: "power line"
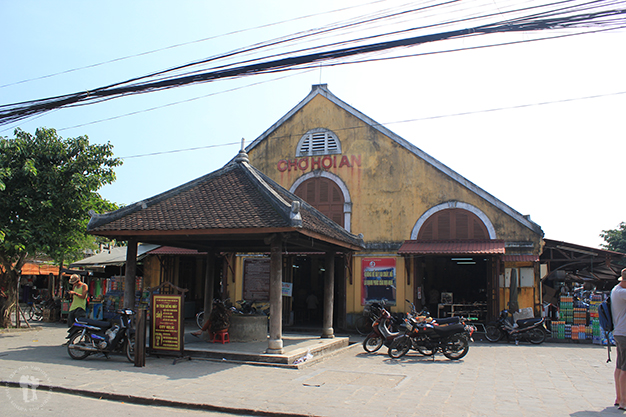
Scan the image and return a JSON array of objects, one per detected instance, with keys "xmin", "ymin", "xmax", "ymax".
[
  {"xmin": 115, "ymin": 88, "xmax": 626, "ymax": 160},
  {"xmin": 1, "ymin": 0, "xmax": 624, "ymax": 126},
  {"xmin": 0, "ymin": 0, "xmax": 388, "ymax": 90}
]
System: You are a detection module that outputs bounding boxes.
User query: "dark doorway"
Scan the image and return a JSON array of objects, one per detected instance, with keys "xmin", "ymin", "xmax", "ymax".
[{"xmin": 422, "ymin": 256, "xmax": 490, "ymax": 319}]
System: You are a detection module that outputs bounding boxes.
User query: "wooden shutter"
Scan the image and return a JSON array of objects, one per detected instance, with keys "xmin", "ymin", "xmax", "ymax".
[
  {"xmin": 294, "ymin": 178, "xmax": 344, "ymax": 227},
  {"xmin": 418, "ymin": 208, "xmax": 489, "ymax": 240}
]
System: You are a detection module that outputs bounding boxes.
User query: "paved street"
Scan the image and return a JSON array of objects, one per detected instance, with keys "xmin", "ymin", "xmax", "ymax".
[{"xmin": 0, "ymin": 323, "xmax": 622, "ymax": 416}]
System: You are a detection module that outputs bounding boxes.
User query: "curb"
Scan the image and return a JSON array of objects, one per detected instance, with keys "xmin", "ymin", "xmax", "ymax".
[{"xmin": 1, "ymin": 380, "xmax": 319, "ymax": 417}]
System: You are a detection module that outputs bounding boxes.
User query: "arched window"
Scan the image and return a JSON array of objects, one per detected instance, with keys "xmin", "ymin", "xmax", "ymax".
[
  {"xmin": 296, "ymin": 128, "xmax": 341, "ymax": 157},
  {"xmin": 417, "ymin": 208, "xmax": 488, "ymax": 240},
  {"xmin": 294, "ymin": 177, "xmax": 344, "ymax": 227}
]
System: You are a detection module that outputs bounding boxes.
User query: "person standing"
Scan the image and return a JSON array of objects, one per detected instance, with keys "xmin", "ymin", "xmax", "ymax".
[
  {"xmin": 67, "ymin": 274, "xmax": 88, "ymax": 327},
  {"xmin": 612, "ymin": 268, "xmax": 626, "ymax": 409}
]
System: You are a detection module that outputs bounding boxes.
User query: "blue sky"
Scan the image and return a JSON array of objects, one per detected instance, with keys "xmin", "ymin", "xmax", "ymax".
[{"xmin": 2, "ymin": 0, "xmax": 625, "ymax": 248}]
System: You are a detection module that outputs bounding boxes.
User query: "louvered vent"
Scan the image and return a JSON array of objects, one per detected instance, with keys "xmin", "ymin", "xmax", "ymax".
[{"xmin": 297, "ymin": 129, "xmax": 341, "ymax": 156}]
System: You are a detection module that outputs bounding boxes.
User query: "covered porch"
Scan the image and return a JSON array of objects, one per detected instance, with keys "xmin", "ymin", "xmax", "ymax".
[{"xmin": 86, "ymin": 149, "xmax": 364, "ymax": 354}]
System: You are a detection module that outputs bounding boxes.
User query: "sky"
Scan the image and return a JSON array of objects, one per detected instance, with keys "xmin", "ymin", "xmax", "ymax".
[{"xmin": 1, "ymin": 0, "xmax": 625, "ymax": 249}]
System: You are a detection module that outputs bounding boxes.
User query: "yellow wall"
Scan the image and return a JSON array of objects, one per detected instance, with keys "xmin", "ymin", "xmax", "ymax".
[{"xmin": 248, "ymin": 90, "xmax": 542, "ymax": 315}]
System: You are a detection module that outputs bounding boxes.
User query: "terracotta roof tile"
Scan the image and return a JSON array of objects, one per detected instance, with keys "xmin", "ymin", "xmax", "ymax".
[{"xmin": 398, "ymin": 240, "xmax": 506, "ymax": 255}]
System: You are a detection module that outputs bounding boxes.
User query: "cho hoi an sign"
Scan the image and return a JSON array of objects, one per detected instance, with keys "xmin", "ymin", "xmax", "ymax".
[
  {"xmin": 362, "ymin": 258, "xmax": 396, "ymax": 306},
  {"xmin": 277, "ymin": 154, "xmax": 361, "ymax": 172},
  {"xmin": 151, "ymin": 294, "xmax": 184, "ymax": 354}
]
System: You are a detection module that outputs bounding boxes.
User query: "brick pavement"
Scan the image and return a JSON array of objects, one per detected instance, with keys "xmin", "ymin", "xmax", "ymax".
[{"xmin": 0, "ymin": 323, "xmax": 622, "ymax": 416}]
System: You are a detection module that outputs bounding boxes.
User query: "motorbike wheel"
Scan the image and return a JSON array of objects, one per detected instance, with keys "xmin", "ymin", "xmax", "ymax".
[
  {"xmin": 126, "ymin": 334, "xmax": 135, "ymax": 363},
  {"xmin": 484, "ymin": 325, "xmax": 503, "ymax": 342},
  {"xmin": 527, "ymin": 328, "xmax": 546, "ymax": 344},
  {"xmin": 67, "ymin": 332, "xmax": 91, "ymax": 360},
  {"xmin": 416, "ymin": 346, "xmax": 435, "ymax": 356},
  {"xmin": 362, "ymin": 334, "xmax": 384, "ymax": 353},
  {"xmin": 388, "ymin": 337, "xmax": 411, "ymax": 359},
  {"xmin": 443, "ymin": 334, "xmax": 469, "ymax": 360}
]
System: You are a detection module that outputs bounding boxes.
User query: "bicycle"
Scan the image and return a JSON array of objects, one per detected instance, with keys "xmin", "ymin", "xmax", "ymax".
[
  {"xmin": 26, "ymin": 294, "xmax": 45, "ymax": 321},
  {"xmin": 355, "ymin": 302, "xmax": 386, "ymax": 335}
]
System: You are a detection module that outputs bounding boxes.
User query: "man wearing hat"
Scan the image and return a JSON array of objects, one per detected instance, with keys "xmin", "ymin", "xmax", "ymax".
[
  {"xmin": 612, "ymin": 268, "xmax": 626, "ymax": 409},
  {"xmin": 67, "ymin": 274, "xmax": 89, "ymax": 328}
]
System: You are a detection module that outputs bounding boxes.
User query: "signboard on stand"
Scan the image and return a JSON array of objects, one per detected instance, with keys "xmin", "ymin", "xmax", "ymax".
[{"xmin": 150, "ymin": 293, "xmax": 184, "ymax": 355}]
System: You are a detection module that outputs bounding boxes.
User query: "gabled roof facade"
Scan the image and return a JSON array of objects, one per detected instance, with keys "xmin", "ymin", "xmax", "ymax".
[
  {"xmin": 247, "ymin": 84, "xmax": 542, "ymax": 238},
  {"xmin": 246, "ymin": 84, "xmax": 543, "ymax": 256}
]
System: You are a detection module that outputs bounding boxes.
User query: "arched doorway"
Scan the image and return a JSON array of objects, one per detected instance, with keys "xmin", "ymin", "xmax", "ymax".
[
  {"xmin": 294, "ymin": 177, "xmax": 345, "ymax": 227},
  {"xmin": 411, "ymin": 206, "xmax": 497, "ymax": 320}
]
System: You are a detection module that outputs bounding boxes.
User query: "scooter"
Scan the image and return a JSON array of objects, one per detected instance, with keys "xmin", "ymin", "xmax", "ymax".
[
  {"xmin": 66, "ymin": 308, "xmax": 135, "ymax": 362},
  {"xmin": 362, "ymin": 305, "xmax": 403, "ymax": 353},
  {"xmin": 484, "ymin": 309, "xmax": 547, "ymax": 344}
]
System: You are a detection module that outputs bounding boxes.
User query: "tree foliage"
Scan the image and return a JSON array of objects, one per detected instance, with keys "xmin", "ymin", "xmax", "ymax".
[
  {"xmin": 0, "ymin": 127, "xmax": 121, "ymax": 326},
  {"xmin": 601, "ymin": 222, "xmax": 626, "ymax": 254}
]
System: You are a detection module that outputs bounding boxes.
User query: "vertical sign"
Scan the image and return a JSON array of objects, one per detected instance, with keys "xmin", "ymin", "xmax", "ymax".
[
  {"xmin": 151, "ymin": 294, "xmax": 184, "ymax": 355},
  {"xmin": 362, "ymin": 258, "xmax": 396, "ymax": 305}
]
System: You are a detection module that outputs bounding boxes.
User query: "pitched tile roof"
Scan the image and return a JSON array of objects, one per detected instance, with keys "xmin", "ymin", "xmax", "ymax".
[
  {"xmin": 398, "ymin": 239, "xmax": 506, "ymax": 255},
  {"xmin": 87, "ymin": 151, "xmax": 364, "ymax": 251}
]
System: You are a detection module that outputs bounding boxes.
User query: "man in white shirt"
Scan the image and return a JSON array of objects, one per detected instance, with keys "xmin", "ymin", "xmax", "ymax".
[{"xmin": 611, "ymin": 268, "xmax": 626, "ymax": 409}]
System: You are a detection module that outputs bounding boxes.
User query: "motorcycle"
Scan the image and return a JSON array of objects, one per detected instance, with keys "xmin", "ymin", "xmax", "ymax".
[
  {"xmin": 362, "ymin": 303, "xmax": 403, "ymax": 353},
  {"xmin": 484, "ymin": 309, "xmax": 547, "ymax": 344},
  {"xmin": 387, "ymin": 316, "xmax": 472, "ymax": 360},
  {"xmin": 66, "ymin": 308, "xmax": 135, "ymax": 362}
]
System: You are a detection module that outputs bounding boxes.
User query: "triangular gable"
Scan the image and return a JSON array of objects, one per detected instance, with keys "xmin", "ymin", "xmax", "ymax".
[{"xmin": 247, "ymin": 84, "xmax": 542, "ymax": 236}]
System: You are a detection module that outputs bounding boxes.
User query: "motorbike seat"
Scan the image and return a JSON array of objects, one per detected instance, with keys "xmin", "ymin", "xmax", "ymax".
[
  {"xmin": 426, "ymin": 323, "xmax": 465, "ymax": 336},
  {"xmin": 434, "ymin": 317, "xmax": 460, "ymax": 326},
  {"xmin": 75, "ymin": 318, "xmax": 112, "ymax": 329},
  {"xmin": 516, "ymin": 317, "xmax": 542, "ymax": 328}
]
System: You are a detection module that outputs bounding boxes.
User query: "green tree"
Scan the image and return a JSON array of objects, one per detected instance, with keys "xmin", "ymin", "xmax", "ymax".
[
  {"xmin": 601, "ymin": 222, "xmax": 626, "ymax": 254},
  {"xmin": 0, "ymin": 127, "xmax": 121, "ymax": 327}
]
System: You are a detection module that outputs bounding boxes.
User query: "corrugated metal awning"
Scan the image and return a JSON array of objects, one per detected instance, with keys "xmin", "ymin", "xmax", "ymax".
[
  {"xmin": 398, "ymin": 240, "xmax": 506, "ymax": 255},
  {"xmin": 70, "ymin": 243, "xmax": 160, "ymax": 267}
]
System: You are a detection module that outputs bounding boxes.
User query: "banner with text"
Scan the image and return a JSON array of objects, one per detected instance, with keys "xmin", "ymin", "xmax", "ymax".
[{"xmin": 362, "ymin": 258, "xmax": 396, "ymax": 306}]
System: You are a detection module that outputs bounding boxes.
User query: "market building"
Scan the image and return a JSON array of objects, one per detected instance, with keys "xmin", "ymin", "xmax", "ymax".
[{"xmin": 243, "ymin": 84, "xmax": 544, "ymax": 325}]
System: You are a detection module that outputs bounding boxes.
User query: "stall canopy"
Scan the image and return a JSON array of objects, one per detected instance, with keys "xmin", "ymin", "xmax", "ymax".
[
  {"xmin": 541, "ymin": 238, "xmax": 626, "ymax": 284},
  {"xmin": 70, "ymin": 243, "xmax": 160, "ymax": 267}
]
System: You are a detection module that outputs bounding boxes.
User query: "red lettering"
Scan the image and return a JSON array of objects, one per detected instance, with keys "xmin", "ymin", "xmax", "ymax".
[
  {"xmin": 288, "ymin": 159, "xmax": 298, "ymax": 171},
  {"xmin": 338, "ymin": 155, "xmax": 351, "ymax": 168},
  {"xmin": 322, "ymin": 156, "xmax": 333, "ymax": 169},
  {"xmin": 311, "ymin": 157, "xmax": 321, "ymax": 170},
  {"xmin": 351, "ymin": 154, "xmax": 362, "ymax": 167},
  {"xmin": 298, "ymin": 158, "xmax": 309, "ymax": 171},
  {"xmin": 277, "ymin": 160, "xmax": 288, "ymax": 172},
  {"xmin": 333, "ymin": 155, "xmax": 337, "ymax": 168}
]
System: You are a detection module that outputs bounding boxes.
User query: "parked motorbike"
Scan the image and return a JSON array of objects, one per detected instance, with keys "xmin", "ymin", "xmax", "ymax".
[
  {"xmin": 484, "ymin": 309, "xmax": 547, "ymax": 344},
  {"xmin": 387, "ymin": 316, "xmax": 472, "ymax": 360},
  {"xmin": 66, "ymin": 308, "xmax": 135, "ymax": 362},
  {"xmin": 362, "ymin": 304, "xmax": 403, "ymax": 353}
]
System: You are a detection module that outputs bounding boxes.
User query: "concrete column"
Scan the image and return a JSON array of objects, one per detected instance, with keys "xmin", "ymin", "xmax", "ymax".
[
  {"xmin": 124, "ymin": 239, "xmax": 138, "ymax": 309},
  {"xmin": 322, "ymin": 251, "xmax": 335, "ymax": 338},
  {"xmin": 267, "ymin": 235, "xmax": 284, "ymax": 354},
  {"xmin": 203, "ymin": 252, "xmax": 216, "ymax": 327}
]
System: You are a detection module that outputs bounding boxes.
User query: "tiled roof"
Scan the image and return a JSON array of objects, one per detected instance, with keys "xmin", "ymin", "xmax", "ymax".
[
  {"xmin": 88, "ymin": 152, "xmax": 364, "ymax": 251},
  {"xmin": 398, "ymin": 240, "xmax": 506, "ymax": 255},
  {"xmin": 147, "ymin": 246, "xmax": 206, "ymax": 256},
  {"xmin": 502, "ymin": 255, "xmax": 539, "ymax": 262}
]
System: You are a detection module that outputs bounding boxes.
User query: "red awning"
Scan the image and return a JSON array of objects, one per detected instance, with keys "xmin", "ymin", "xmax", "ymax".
[
  {"xmin": 398, "ymin": 240, "xmax": 506, "ymax": 255},
  {"xmin": 502, "ymin": 255, "xmax": 539, "ymax": 262}
]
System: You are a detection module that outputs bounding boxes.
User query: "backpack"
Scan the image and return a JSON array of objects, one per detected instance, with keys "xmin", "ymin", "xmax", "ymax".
[{"xmin": 598, "ymin": 295, "xmax": 613, "ymax": 363}]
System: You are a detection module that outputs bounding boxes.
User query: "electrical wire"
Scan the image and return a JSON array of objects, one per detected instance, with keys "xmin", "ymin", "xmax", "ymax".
[{"xmin": 1, "ymin": 0, "xmax": 624, "ymax": 126}]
